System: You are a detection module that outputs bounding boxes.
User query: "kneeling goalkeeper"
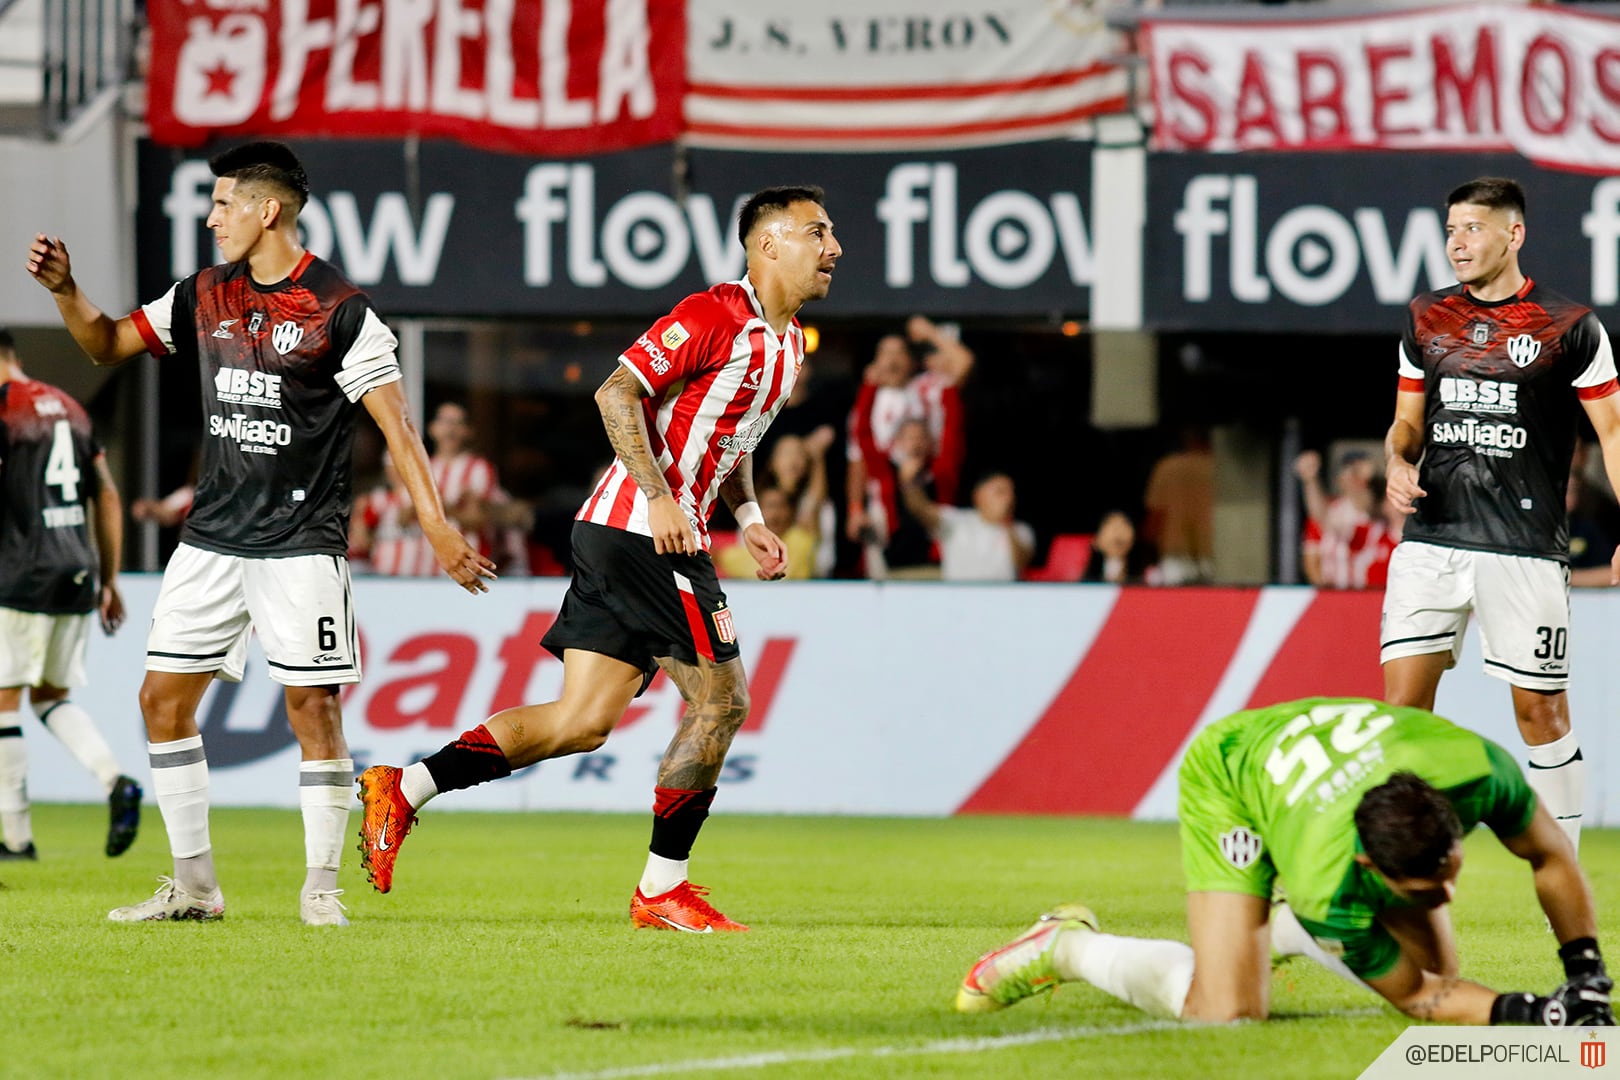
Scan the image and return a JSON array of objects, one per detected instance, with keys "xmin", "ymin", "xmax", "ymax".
[{"xmin": 957, "ymin": 697, "xmax": 1612, "ymax": 1026}]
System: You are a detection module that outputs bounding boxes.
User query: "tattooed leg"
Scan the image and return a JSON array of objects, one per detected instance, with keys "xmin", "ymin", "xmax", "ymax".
[{"xmin": 654, "ymin": 654, "xmax": 751, "ymax": 790}]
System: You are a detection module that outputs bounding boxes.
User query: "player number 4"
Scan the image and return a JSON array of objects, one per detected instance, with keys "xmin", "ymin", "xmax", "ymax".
[
  {"xmin": 43, "ymin": 419, "xmax": 81, "ymax": 503},
  {"xmin": 1263, "ymin": 703, "xmax": 1394, "ymax": 807}
]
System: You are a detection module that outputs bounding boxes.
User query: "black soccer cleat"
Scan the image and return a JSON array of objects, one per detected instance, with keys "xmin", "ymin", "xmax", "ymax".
[
  {"xmin": 106, "ymin": 775, "xmax": 142, "ymax": 857},
  {"xmin": 0, "ymin": 842, "xmax": 38, "ymax": 861}
]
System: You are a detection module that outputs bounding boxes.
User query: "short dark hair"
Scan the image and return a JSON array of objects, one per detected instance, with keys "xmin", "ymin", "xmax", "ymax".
[
  {"xmin": 1446, "ymin": 177, "xmax": 1526, "ymax": 219},
  {"xmin": 0, "ymin": 326, "xmax": 13, "ymax": 352},
  {"xmin": 737, "ymin": 185, "xmax": 827, "ymax": 247},
  {"xmin": 209, "ymin": 141, "xmax": 310, "ymax": 215},
  {"xmin": 1354, "ymin": 771, "xmax": 1463, "ymax": 880}
]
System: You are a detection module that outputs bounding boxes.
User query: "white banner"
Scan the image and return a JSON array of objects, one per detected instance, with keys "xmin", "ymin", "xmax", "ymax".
[
  {"xmin": 23, "ymin": 579, "xmax": 1620, "ymax": 823},
  {"xmin": 685, "ymin": 0, "xmax": 1128, "ymax": 149},
  {"xmin": 1144, "ymin": 5, "xmax": 1620, "ymax": 173}
]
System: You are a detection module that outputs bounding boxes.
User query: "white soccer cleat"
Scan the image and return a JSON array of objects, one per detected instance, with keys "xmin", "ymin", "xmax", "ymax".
[
  {"xmin": 108, "ymin": 876, "xmax": 225, "ymax": 923},
  {"xmin": 300, "ymin": 888, "xmax": 350, "ymax": 927},
  {"xmin": 956, "ymin": 903, "xmax": 1098, "ymax": 1013}
]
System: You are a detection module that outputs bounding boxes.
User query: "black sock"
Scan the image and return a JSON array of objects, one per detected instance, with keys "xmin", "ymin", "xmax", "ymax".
[
  {"xmin": 649, "ymin": 786, "xmax": 717, "ymax": 861},
  {"xmin": 421, "ymin": 724, "xmax": 513, "ymax": 793}
]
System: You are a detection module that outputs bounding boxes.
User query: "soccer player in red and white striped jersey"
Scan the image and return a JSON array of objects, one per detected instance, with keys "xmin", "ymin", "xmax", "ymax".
[{"xmin": 359, "ymin": 186, "xmax": 842, "ymax": 932}]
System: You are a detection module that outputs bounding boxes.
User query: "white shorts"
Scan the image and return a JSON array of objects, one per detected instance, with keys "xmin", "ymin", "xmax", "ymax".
[
  {"xmin": 0, "ymin": 607, "xmax": 90, "ymax": 689},
  {"xmin": 1380, "ymin": 541, "xmax": 1570, "ymax": 691},
  {"xmin": 146, "ymin": 544, "xmax": 361, "ymax": 686}
]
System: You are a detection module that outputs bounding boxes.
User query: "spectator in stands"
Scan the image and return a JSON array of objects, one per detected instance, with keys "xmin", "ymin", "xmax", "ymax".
[
  {"xmin": 1294, "ymin": 449, "xmax": 1389, "ymax": 590},
  {"xmin": 715, "ymin": 487, "xmax": 818, "ymax": 581},
  {"xmin": 1082, "ymin": 510, "xmax": 1157, "ymax": 585},
  {"xmin": 349, "ymin": 452, "xmax": 426, "ymax": 575},
  {"xmin": 898, "ymin": 459, "xmax": 1034, "ymax": 582},
  {"xmin": 426, "ymin": 402, "xmax": 532, "ymax": 575},
  {"xmin": 876, "ymin": 419, "xmax": 948, "ymax": 579},
  {"xmin": 848, "ymin": 319, "xmax": 969, "ymax": 577},
  {"xmin": 1143, "ymin": 426, "xmax": 1214, "ymax": 584},
  {"xmin": 765, "ymin": 425, "xmax": 837, "ymax": 578}
]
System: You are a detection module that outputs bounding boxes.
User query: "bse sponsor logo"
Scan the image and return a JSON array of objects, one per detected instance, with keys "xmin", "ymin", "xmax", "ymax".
[
  {"xmin": 210, "ymin": 412, "xmax": 293, "ymax": 455},
  {"xmin": 1431, "ymin": 418, "xmax": 1528, "ymax": 458},
  {"xmin": 660, "ymin": 322, "xmax": 689, "ymax": 350},
  {"xmin": 1438, "ymin": 377, "xmax": 1518, "ymax": 415},
  {"xmin": 1506, "ymin": 333, "xmax": 1543, "ymax": 367},
  {"xmin": 271, "ymin": 321, "xmax": 305, "ymax": 355},
  {"xmin": 717, "ymin": 416, "xmax": 768, "ymax": 454},
  {"xmin": 637, "ymin": 334, "xmax": 673, "ymax": 375},
  {"xmin": 33, "ymin": 395, "xmax": 66, "ymax": 418},
  {"xmin": 1218, "ymin": 826, "xmax": 1263, "ymax": 869},
  {"xmin": 212, "ymin": 319, "xmax": 238, "ymax": 339},
  {"xmin": 1175, "ymin": 174, "xmax": 1452, "ymax": 307},
  {"xmin": 213, "ymin": 366, "xmax": 283, "ymax": 408}
]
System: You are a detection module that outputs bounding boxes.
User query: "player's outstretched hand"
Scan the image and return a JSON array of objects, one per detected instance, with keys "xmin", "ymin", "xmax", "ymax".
[
  {"xmin": 426, "ymin": 525, "xmax": 497, "ymax": 594},
  {"xmin": 25, "ymin": 234, "xmax": 73, "ymax": 293},
  {"xmin": 1553, "ymin": 972, "xmax": 1616, "ymax": 1026},
  {"xmin": 98, "ymin": 583, "xmax": 124, "ymax": 635},
  {"xmin": 744, "ymin": 523, "xmax": 789, "ymax": 581},
  {"xmin": 648, "ymin": 495, "xmax": 698, "ymax": 556}
]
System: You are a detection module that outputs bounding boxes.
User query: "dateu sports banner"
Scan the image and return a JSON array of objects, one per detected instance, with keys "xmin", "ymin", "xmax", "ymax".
[
  {"xmin": 145, "ymin": 0, "xmax": 683, "ymax": 156},
  {"xmin": 28, "ymin": 579, "xmax": 1620, "ymax": 825},
  {"xmin": 685, "ymin": 0, "xmax": 1128, "ymax": 149},
  {"xmin": 1142, "ymin": 4, "xmax": 1620, "ymax": 174}
]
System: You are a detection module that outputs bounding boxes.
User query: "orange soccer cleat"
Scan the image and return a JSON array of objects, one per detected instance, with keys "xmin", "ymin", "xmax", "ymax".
[
  {"xmin": 630, "ymin": 881, "xmax": 750, "ymax": 933},
  {"xmin": 356, "ymin": 765, "xmax": 417, "ymax": 893}
]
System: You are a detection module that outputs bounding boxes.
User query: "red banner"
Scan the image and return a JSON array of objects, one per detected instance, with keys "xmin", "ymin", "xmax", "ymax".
[{"xmin": 146, "ymin": 0, "xmax": 684, "ymax": 156}]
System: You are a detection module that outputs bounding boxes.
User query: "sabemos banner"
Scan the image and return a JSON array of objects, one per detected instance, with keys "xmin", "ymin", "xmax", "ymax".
[
  {"xmin": 137, "ymin": 139, "xmax": 1094, "ymax": 317},
  {"xmin": 1145, "ymin": 152, "xmax": 1620, "ymax": 332}
]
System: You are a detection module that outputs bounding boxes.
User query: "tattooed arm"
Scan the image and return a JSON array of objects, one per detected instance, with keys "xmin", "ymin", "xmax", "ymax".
[
  {"xmin": 595, "ymin": 365, "xmax": 694, "ymax": 555},
  {"xmin": 1366, "ymin": 947, "xmax": 1500, "ymax": 1022}
]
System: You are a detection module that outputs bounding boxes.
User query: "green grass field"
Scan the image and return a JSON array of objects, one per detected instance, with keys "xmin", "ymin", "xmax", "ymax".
[{"xmin": 5, "ymin": 806, "xmax": 1610, "ymax": 1079}]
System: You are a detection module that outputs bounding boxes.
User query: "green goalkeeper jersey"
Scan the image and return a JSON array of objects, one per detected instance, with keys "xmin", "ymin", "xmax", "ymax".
[{"xmin": 1218, "ymin": 697, "xmax": 1536, "ymax": 978}]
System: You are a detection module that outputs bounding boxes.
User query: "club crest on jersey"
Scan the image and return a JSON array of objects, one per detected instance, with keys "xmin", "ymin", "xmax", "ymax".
[
  {"xmin": 1471, "ymin": 322, "xmax": 1490, "ymax": 346},
  {"xmin": 712, "ymin": 605, "xmax": 736, "ymax": 644},
  {"xmin": 212, "ymin": 319, "xmax": 238, "ymax": 339},
  {"xmin": 271, "ymin": 321, "xmax": 305, "ymax": 355},
  {"xmin": 1218, "ymin": 826, "xmax": 1263, "ymax": 869},
  {"xmin": 1506, "ymin": 333, "xmax": 1542, "ymax": 367},
  {"xmin": 660, "ymin": 322, "xmax": 690, "ymax": 350},
  {"xmin": 246, "ymin": 312, "xmax": 266, "ymax": 335}
]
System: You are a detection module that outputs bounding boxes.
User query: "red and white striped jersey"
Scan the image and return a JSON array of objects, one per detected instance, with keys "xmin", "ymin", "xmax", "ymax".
[{"xmin": 579, "ymin": 277, "xmax": 803, "ymax": 549}]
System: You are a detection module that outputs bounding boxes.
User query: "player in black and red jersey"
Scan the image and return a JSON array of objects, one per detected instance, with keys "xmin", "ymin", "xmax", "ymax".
[
  {"xmin": 26, "ymin": 142, "xmax": 495, "ymax": 926},
  {"xmin": 1383, "ymin": 177, "xmax": 1620, "ymax": 858},
  {"xmin": 0, "ymin": 328, "xmax": 142, "ymax": 861}
]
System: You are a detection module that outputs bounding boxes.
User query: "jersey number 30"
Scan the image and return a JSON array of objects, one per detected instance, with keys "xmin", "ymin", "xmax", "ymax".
[
  {"xmin": 1263, "ymin": 702, "xmax": 1394, "ymax": 807},
  {"xmin": 44, "ymin": 419, "xmax": 81, "ymax": 503}
]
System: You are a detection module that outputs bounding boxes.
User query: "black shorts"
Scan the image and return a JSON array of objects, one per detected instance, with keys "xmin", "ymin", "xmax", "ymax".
[{"xmin": 542, "ymin": 521, "xmax": 741, "ymax": 693}]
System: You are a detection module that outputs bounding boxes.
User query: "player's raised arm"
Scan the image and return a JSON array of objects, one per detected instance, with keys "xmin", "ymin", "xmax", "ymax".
[
  {"xmin": 362, "ymin": 381, "xmax": 495, "ymax": 593},
  {"xmin": 24, "ymin": 235, "xmax": 149, "ymax": 366},
  {"xmin": 594, "ymin": 364, "xmax": 695, "ymax": 556}
]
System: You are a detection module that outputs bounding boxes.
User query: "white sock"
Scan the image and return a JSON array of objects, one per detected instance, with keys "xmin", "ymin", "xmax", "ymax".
[
  {"xmin": 1271, "ymin": 902, "xmax": 1369, "ymax": 989},
  {"xmin": 399, "ymin": 761, "xmax": 439, "ymax": 809},
  {"xmin": 149, "ymin": 736, "xmax": 217, "ymax": 894},
  {"xmin": 639, "ymin": 853, "xmax": 688, "ymax": 897},
  {"xmin": 1057, "ymin": 929, "xmax": 1196, "ymax": 1019},
  {"xmin": 35, "ymin": 700, "xmax": 123, "ymax": 793},
  {"xmin": 0, "ymin": 712, "xmax": 31, "ymax": 850},
  {"xmin": 300, "ymin": 759, "xmax": 353, "ymax": 894},
  {"xmin": 1526, "ymin": 731, "xmax": 1584, "ymax": 854}
]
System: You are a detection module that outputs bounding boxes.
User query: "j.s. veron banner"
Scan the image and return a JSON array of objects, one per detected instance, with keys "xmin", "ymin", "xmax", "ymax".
[
  {"xmin": 1142, "ymin": 4, "xmax": 1620, "ymax": 174},
  {"xmin": 146, "ymin": 0, "xmax": 683, "ymax": 156}
]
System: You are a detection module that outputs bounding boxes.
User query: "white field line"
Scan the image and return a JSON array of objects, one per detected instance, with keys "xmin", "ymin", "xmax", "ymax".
[{"xmin": 504, "ymin": 1011, "xmax": 1383, "ymax": 1080}]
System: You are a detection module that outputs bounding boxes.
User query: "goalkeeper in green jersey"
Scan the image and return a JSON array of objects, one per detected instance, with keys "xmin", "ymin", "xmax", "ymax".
[{"xmin": 957, "ymin": 698, "xmax": 1612, "ymax": 1026}]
